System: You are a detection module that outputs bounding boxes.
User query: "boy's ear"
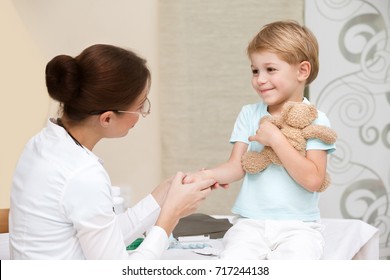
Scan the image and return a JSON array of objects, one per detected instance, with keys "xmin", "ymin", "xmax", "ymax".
[{"xmin": 297, "ymin": 61, "xmax": 311, "ymax": 82}]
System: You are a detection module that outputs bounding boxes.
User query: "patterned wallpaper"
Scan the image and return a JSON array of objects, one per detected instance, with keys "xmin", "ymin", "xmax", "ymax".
[{"xmin": 305, "ymin": 0, "xmax": 390, "ymax": 259}]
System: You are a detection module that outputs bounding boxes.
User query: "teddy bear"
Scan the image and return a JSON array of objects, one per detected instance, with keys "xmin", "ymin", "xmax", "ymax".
[{"xmin": 241, "ymin": 101, "xmax": 337, "ymax": 192}]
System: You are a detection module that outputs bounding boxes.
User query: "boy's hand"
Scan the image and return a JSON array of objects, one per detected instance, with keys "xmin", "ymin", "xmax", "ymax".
[{"xmin": 248, "ymin": 119, "xmax": 282, "ymax": 147}]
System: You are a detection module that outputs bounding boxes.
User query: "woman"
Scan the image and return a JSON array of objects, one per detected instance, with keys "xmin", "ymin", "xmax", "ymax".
[{"xmin": 9, "ymin": 44, "xmax": 215, "ymax": 259}]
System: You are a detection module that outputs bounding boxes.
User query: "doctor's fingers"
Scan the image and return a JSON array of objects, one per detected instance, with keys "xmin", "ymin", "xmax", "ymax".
[
  {"xmin": 171, "ymin": 171, "xmax": 187, "ymax": 186},
  {"xmin": 187, "ymin": 178, "xmax": 216, "ymax": 192},
  {"xmin": 183, "ymin": 187, "xmax": 211, "ymax": 214}
]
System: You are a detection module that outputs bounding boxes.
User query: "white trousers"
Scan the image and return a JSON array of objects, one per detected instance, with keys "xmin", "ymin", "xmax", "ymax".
[{"xmin": 220, "ymin": 218, "xmax": 325, "ymax": 260}]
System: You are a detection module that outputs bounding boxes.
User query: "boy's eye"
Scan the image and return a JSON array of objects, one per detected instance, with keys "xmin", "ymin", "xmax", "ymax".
[
  {"xmin": 267, "ymin": 67, "xmax": 276, "ymax": 72},
  {"xmin": 251, "ymin": 69, "xmax": 259, "ymax": 75}
]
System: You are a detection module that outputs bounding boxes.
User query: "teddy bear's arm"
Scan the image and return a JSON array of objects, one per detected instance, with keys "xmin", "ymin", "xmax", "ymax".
[{"xmin": 302, "ymin": 125, "xmax": 337, "ymax": 144}]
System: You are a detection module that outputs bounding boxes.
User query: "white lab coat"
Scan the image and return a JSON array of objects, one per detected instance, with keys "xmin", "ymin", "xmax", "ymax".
[{"xmin": 9, "ymin": 119, "xmax": 168, "ymax": 259}]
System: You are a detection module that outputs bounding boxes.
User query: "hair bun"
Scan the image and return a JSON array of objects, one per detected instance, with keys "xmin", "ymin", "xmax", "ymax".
[{"xmin": 45, "ymin": 55, "xmax": 81, "ymax": 103}]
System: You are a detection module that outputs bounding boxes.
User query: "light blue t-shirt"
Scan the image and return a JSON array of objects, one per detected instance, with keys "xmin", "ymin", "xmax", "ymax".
[{"xmin": 230, "ymin": 98, "xmax": 336, "ymax": 221}]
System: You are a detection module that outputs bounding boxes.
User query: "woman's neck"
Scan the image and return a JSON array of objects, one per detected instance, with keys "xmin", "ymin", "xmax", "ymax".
[{"xmin": 57, "ymin": 118, "xmax": 101, "ymax": 151}]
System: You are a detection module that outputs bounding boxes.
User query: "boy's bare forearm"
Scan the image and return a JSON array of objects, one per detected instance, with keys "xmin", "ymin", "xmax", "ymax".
[{"xmin": 204, "ymin": 160, "xmax": 245, "ymax": 185}]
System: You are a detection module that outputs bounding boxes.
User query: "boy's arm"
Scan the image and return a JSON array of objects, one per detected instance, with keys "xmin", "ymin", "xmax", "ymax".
[
  {"xmin": 276, "ymin": 143, "xmax": 328, "ymax": 193},
  {"xmin": 185, "ymin": 142, "xmax": 248, "ymax": 185}
]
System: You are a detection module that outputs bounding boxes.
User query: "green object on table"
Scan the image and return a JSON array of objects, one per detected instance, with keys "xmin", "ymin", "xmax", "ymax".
[{"xmin": 126, "ymin": 237, "xmax": 144, "ymax": 250}]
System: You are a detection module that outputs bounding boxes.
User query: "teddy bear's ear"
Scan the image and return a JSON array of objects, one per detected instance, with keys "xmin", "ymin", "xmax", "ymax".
[{"xmin": 281, "ymin": 102, "xmax": 295, "ymax": 120}]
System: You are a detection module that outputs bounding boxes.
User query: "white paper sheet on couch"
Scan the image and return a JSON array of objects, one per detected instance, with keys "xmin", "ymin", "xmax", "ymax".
[
  {"xmin": 322, "ymin": 219, "xmax": 378, "ymax": 259},
  {"xmin": 162, "ymin": 218, "xmax": 379, "ymax": 260}
]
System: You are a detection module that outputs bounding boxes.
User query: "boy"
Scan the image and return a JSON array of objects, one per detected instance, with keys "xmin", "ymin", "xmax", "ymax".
[{"xmin": 185, "ymin": 20, "xmax": 336, "ymax": 259}]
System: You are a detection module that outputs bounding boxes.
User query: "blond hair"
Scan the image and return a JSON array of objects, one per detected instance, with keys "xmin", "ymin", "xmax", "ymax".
[{"xmin": 247, "ymin": 20, "xmax": 319, "ymax": 85}]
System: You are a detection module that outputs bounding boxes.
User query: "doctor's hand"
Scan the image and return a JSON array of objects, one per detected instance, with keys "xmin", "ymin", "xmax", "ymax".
[
  {"xmin": 183, "ymin": 169, "xmax": 229, "ymax": 190},
  {"xmin": 155, "ymin": 172, "xmax": 215, "ymax": 235}
]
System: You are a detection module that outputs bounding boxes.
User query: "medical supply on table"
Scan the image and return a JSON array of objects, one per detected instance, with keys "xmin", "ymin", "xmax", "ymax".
[
  {"xmin": 126, "ymin": 238, "xmax": 144, "ymax": 250},
  {"xmin": 168, "ymin": 234, "xmax": 211, "ymax": 250},
  {"xmin": 192, "ymin": 247, "xmax": 221, "ymax": 256}
]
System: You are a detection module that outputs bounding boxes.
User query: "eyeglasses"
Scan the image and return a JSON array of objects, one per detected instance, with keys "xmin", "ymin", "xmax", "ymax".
[{"xmin": 89, "ymin": 98, "xmax": 151, "ymax": 118}]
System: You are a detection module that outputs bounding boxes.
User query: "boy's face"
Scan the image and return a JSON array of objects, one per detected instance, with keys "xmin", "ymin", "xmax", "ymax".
[{"xmin": 249, "ymin": 51, "xmax": 307, "ymax": 114}]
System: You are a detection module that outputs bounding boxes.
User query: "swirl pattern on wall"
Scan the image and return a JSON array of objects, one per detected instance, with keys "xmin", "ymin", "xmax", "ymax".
[{"xmin": 308, "ymin": 0, "xmax": 390, "ymax": 259}]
